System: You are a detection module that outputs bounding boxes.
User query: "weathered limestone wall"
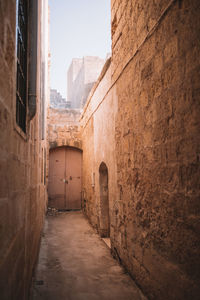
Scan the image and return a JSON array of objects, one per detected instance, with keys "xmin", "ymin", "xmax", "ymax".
[
  {"xmin": 84, "ymin": 56, "xmax": 106, "ymax": 85},
  {"xmin": 50, "ymin": 89, "xmax": 69, "ymax": 109},
  {"xmin": 80, "ymin": 59, "xmax": 118, "ymax": 235},
  {"xmin": 70, "ymin": 65, "xmax": 85, "ymax": 109},
  {"xmin": 67, "ymin": 56, "xmax": 106, "ymax": 108},
  {"xmin": 0, "ymin": 1, "xmax": 48, "ymax": 299},
  {"xmin": 67, "ymin": 58, "xmax": 83, "ymax": 103},
  {"xmin": 111, "ymin": 0, "xmax": 200, "ymax": 299},
  {"xmin": 48, "ymin": 108, "xmax": 82, "ymax": 150}
]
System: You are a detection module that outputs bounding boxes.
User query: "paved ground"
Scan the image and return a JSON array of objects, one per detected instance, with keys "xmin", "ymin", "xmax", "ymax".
[{"xmin": 31, "ymin": 211, "xmax": 147, "ymax": 300}]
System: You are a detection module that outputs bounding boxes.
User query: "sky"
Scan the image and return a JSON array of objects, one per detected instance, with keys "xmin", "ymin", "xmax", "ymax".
[{"xmin": 49, "ymin": 0, "xmax": 111, "ymax": 99}]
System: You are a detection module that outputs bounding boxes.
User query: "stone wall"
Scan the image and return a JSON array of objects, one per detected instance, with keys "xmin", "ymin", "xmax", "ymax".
[
  {"xmin": 81, "ymin": 1, "xmax": 200, "ymax": 299},
  {"xmin": 48, "ymin": 108, "xmax": 82, "ymax": 150},
  {"xmin": 80, "ymin": 58, "xmax": 118, "ymax": 235},
  {"xmin": 111, "ymin": 0, "xmax": 200, "ymax": 299},
  {"xmin": 50, "ymin": 89, "xmax": 70, "ymax": 109},
  {"xmin": 70, "ymin": 64, "xmax": 85, "ymax": 109},
  {"xmin": 67, "ymin": 56, "xmax": 105, "ymax": 108},
  {"xmin": 67, "ymin": 58, "xmax": 83, "ymax": 103},
  {"xmin": 0, "ymin": 1, "xmax": 48, "ymax": 299}
]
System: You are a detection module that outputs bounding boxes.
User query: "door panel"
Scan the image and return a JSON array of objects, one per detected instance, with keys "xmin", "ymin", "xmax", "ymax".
[
  {"xmin": 48, "ymin": 147, "xmax": 82, "ymax": 210},
  {"xmin": 48, "ymin": 147, "xmax": 66, "ymax": 209},
  {"xmin": 66, "ymin": 148, "xmax": 82, "ymax": 209}
]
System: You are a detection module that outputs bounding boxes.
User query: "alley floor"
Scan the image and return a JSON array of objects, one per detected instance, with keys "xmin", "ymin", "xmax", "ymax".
[{"xmin": 31, "ymin": 211, "xmax": 147, "ymax": 300}]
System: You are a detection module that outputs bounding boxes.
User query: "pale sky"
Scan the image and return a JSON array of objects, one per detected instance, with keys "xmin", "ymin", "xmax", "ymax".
[{"xmin": 49, "ymin": 0, "xmax": 111, "ymax": 99}]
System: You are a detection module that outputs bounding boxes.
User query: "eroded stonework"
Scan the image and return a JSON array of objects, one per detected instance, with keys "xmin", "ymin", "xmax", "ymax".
[
  {"xmin": 48, "ymin": 107, "xmax": 82, "ymax": 150},
  {"xmin": 0, "ymin": 1, "xmax": 49, "ymax": 299},
  {"xmin": 80, "ymin": 1, "xmax": 200, "ymax": 299}
]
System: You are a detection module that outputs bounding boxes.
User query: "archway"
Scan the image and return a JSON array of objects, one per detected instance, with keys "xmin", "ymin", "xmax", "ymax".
[
  {"xmin": 99, "ymin": 162, "xmax": 110, "ymax": 237},
  {"xmin": 48, "ymin": 146, "xmax": 82, "ymax": 210}
]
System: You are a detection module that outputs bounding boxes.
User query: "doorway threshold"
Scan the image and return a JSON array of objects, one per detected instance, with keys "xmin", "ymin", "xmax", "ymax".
[{"xmin": 102, "ymin": 237, "xmax": 111, "ymax": 249}]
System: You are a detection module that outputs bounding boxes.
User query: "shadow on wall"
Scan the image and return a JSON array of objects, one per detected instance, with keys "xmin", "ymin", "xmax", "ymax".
[{"xmin": 99, "ymin": 162, "xmax": 110, "ymax": 238}]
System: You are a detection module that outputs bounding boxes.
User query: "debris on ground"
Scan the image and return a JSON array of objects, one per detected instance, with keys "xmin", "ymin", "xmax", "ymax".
[{"xmin": 47, "ymin": 207, "xmax": 59, "ymax": 216}]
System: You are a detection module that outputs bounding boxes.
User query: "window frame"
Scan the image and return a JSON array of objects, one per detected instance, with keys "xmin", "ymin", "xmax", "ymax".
[{"xmin": 15, "ymin": 0, "xmax": 29, "ymax": 137}]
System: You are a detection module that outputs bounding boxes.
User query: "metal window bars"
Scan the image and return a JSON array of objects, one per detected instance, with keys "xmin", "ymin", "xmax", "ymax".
[{"xmin": 16, "ymin": 0, "xmax": 28, "ymax": 133}]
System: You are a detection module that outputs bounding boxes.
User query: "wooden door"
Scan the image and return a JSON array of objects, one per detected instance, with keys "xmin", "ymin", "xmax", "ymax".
[
  {"xmin": 65, "ymin": 148, "xmax": 82, "ymax": 209},
  {"xmin": 48, "ymin": 147, "xmax": 66, "ymax": 209},
  {"xmin": 48, "ymin": 147, "xmax": 82, "ymax": 210}
]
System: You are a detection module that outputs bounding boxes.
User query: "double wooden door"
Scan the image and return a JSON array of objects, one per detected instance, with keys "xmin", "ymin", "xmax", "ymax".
[{"xmin": 48, "ymin": 147, "xmax": 82, "ymax": 210}]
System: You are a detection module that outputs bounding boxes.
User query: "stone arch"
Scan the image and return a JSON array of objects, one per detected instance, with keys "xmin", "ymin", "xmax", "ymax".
[
  {"xmin": 99, "ymin": 162, "xmax": 110, "ymax": 237},
  {"xmin": 49, "ymin": 139, "xmax": 82, "ymax": 151}
]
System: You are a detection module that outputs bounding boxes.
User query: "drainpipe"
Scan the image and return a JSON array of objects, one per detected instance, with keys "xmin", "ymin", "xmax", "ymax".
[{"xmin": 28, "ymin": 0, "xmax": 38, "ymax": 120}]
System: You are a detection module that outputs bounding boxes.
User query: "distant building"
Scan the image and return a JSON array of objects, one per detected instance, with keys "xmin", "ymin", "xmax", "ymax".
[
  {"xmin": 67, "ymin": 56, "xmax": 105, "ymax": 108},
  {"xmin": 50, "ymin": 89, "xmax": 71, "ymax": 109}
]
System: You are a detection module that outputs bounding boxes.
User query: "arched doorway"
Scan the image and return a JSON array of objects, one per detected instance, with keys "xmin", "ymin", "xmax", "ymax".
[
  {"xmin": 99, "ymin": 162, "xmax": 110, "ymax": 237},
  {"xmin": 48, "ymin": 146, "xmax": 82, "ymax": 210}
]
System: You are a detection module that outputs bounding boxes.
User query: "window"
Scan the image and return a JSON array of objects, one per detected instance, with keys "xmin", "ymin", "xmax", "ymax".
[{"xmin": 16, "ymin": 0, "xmax": 28, "ymax": 133}]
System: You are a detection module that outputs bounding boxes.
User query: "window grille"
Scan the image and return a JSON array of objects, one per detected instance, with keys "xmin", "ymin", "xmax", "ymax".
[{"xmin": 16, "ymin": 0, "xmax": 28, "ymax": 133}]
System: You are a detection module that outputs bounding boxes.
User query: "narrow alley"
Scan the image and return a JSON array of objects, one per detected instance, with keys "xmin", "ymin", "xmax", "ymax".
[
  {"xmin": 31, "ymin": 211, "xmax": 146, "ymax": 300},
  {"xmin": 1, "ymin": 0, "xmax": 200, "ymax": 299}
]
